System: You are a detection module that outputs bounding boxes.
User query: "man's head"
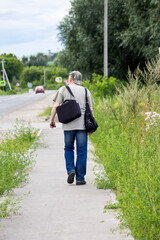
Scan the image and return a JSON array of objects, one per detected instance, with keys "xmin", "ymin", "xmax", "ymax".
[{"xmin": 69, "ymin": 71, "xmax": 82, "ymax": 85}]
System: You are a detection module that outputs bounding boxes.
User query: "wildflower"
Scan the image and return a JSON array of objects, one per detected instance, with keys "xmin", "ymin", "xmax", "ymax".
[
  {"xmin": 145, "ymin": 111, "xmax": 160, "ymax": 130},
  {"xmin": 140, "ymin": 102, "xmax": 145, "ymax": 107},
  {"xmin": 114, "ymin": 102, "xmax": 119, "ymax": 108},
  {"xmin": 97, "ymin": 105, "xmax": 100, "ymax": 109}
]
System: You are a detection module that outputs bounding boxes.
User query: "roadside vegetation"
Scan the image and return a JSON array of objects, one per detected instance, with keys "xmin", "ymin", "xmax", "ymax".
[
  {"xmin": 36, "ymin": 58, "xmax": 160, "ymax": 239},
  {"xmin": 20, "ymin": 65, "xmax": 67, "ymax": 90},
  {"xmin": 82, "ymin": 58, "xmax": 160, "ymax": 240},
  {"xmin": 0, "ymin": 121, "xmax": 39, "ymax": 218},
  {"xmin": 38, "ymin": 107, "xmax": 52, "ymax": 118},
  {"xmin": 0, "ymin": 88, "xmax": 28, "ymax": 95},
  {"xmin": 0, "ymin": 53, "xmax": 67, "ymax": 95}
]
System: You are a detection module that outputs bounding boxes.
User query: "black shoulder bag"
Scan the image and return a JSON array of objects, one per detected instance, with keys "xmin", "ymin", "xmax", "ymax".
[
  {"xmin": 84, "ymin": 88, "xmax": 98, "ymax": 133},
  {"xmin": 56, "ymin": 86, "xmax": 81, "ymax": 124}
]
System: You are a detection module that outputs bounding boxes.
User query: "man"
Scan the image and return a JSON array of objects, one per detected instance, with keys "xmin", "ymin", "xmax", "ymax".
[{"xmin": 50, "ymin": 71, "xmax": 94, "ymax": 185}]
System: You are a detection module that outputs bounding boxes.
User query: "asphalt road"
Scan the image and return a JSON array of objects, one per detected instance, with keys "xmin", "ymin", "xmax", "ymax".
[{"xmin": 0, "ymin": 90, "xmax": 53, "ymax": 117}]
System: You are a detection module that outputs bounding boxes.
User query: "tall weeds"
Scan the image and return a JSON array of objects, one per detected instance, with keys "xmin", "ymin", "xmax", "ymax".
[
  {"xmin": 87, "ymin": 58, "xmax": 160, "ymax": 240},
  {"xmin": 0, "ymin": 121, "xmax": 39, "ymax": 218}
]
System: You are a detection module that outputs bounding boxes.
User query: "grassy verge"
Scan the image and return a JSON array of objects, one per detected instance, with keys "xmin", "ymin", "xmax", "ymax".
[
  {"xmin": 87, "ymin": 65, "xmax": 160, "ymax": 239},
  {"xmin": 0, "ymin": 88, "xmax": 28, "ymax": 95},
  {"xmin": 0, "ymin": 121, "xmax": 39, "ymax": 218},
  {"xmin": 0, "ymin": 90, "xmax": 16, "ymax": 95},
  {"xmin": 38, "ymin": 106, "xmax": 52, "ymax": 117}
]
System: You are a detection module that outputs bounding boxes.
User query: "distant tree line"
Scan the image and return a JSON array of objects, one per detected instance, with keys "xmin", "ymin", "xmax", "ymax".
[
  {"xmin": 20, "ymin": 52, "xmax": 67, "ymax": 89},
  {"xmin": 22, "ymin": 52, "xmax": 58, "ymax": 67},
  {"xmin": 0, "ymin": 53, "xmax": 67, "ymax": 90},
  {"xmin": 56, "ymin": 0, "xmax": 160, "ymax": 79}
]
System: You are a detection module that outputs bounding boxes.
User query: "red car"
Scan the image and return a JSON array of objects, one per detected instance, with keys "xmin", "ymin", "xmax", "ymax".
[{"xmin": 35, "ymin": 86, "xmax": 45, "ymax": 94}]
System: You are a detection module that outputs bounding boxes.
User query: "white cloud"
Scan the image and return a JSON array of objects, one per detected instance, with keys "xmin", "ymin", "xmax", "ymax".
[{"xmin": 0, "ymin": 0, "xmax": 71, "ymax": 57}]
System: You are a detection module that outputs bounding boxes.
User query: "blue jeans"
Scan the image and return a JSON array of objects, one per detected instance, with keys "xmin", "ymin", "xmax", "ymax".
[{"xmin": 64, "ymin": 130, "xmax": 88, "ymax": 182}]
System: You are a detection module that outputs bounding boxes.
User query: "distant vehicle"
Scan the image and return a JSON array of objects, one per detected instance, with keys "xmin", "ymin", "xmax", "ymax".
[{"xmin": 35, "ymin": 86, "xmax": 45, "ymax": 94}]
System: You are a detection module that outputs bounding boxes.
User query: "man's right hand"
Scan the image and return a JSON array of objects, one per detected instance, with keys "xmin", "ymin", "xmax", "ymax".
[{"xmin": 50, "ymin": 121, "xmax": 56, "ymax": 128}]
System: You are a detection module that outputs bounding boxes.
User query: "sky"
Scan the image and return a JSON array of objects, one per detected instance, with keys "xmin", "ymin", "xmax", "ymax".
[{"xmin": 0, "ymin": 0, "xmax": 71, "ymax": 58}]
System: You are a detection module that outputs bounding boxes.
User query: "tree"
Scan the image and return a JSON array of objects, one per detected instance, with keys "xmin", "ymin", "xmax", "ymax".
[
  {"xmin": 58, "ymin": 0, "xmax": 104, "ymax": 78},
  {"xmin": 22, "ymin": 56, "xmax": 29, "ymax": 67},
  {"xmin": 20, "ymin": 65, "xmax": 68, "ymax": 88},
  {"xmin": 20, "ymin": 66, "xmax": 43, "ymax": 88},
  {"xmin": 107, "ymin": 0, "xmax": 160, "ymax": 78},
  {"xmin": 57, "ymin": 0, "xmax": 131, "ymax": 79},
  {"xmin": 118, "ymin": 0, "xmax": 160, "ymax": 60},
  {"xmin": 0, "ymin": 53, "xmax": 24, "ymax": 83},
  {"xmin": 108, "ymin": 0, "xmax": 130, "ymax": 78},
  {"xmin": 22, "ymin": 53, "xmax": 48, "ymax": 67},
  {"xmin": 57, "ymin": 0, "xmax": 160, "ymax": 80}
]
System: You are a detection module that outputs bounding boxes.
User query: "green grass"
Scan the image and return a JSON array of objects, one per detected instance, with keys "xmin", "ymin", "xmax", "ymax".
[
  {"xmin": 82, "ymin": 63, "xmax": 160, "ymax": 239},
  {"xmin": 0, "ymin": 88, "xmax": 28, "ymax": 95},
  {"xmin": 104, "ymin": 201, "xmax": 120, "ymax": 210},
  {"xmin": 38, "ymin": 106, "xmax": 52, "ymax": 117},
  {"xmin": 0, "ymin": 121, "xmax": 39, "ymax": 218},
  {"xmin": 0, "ymin": 90, "xmax": 15, "ymax": 95},
  {"xmin": 90, "ymin": 86, "xmax": 160, "ymax": 240}
]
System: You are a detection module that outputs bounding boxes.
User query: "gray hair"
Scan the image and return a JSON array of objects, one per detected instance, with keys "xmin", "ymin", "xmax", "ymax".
[{"xmin": 69, "ymin": 71, "xmax": 82, "ymax": 84}]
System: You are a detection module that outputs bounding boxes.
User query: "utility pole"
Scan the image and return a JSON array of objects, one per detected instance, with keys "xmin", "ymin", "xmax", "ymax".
[
  {"xmin": 104, "ymin": 0, "xmax": 108, "ymax": 76},
  {"xmin": 1, "ymin": 59, "xmax": 12, "ymax": 90}
]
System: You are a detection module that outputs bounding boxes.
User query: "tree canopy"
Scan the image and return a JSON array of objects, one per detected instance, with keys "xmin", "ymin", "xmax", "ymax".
[
  {"xmin": 57, "ymin": 0, "xmax": 160, "ymax": 79},
  {"xmin": 0, "ymin": 53, "xmax": 24, "ymax": 83},
  {"xmin": 22, "ymin": 52, "xmax": 58, "ymax": 67},
  {"xmin": 57, "ymin": 0, "xmax": 104, "ymax": 78}
]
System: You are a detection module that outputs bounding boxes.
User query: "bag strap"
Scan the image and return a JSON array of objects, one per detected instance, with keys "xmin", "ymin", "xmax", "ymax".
[
  {"xmin": 66, "ymin": 86, "xmax": 75, "ymax": 98},
  {"xmin": 85, "ymin": 88, "xmax": 88, "ymax": 103}
]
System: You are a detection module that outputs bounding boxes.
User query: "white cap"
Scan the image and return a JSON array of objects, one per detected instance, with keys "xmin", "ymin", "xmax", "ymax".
[{"xmin": 69, "ymin": 71, "xmax": 82, "ymax": 85}]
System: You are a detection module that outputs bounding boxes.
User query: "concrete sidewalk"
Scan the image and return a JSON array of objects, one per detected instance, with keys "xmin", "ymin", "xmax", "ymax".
[{"xmin": 0, "ymin": 124, "xmax": 133, "ymax": 240}]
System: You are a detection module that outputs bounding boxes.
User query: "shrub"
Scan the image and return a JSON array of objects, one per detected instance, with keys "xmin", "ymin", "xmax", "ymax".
[{"xmin": 83, "ymin": 74, "xmax": 120, "ymax": 97}]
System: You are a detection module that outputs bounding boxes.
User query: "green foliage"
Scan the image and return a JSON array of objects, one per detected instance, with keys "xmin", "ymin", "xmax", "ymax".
[
  {"xmin": 89, "ymin": 61, "xmax": 160, "ymax": 239},
  {"xmin": 0, "ymin": 53, "xmax": 24, "ymax": 84},
  {"xmin": 83, "ymin": 74, "xmax": 120, "ymax": 97},
  {"xmin": 28, "ymin": 53, "xmax": 47, "ymax": 67},
  {"xmin": 104, "ymin": 201, "xmax": 120, "ymax": 210},
  {"xmin": 108, "ymin": 0, "xmax": 132, "ymax": 78},
  {"xmin": 20, "ymin": 65, "xmax": 67, "ymax": 89},
  {"xmin": 20, "ymin": 66, "xmax": 43, "ymax": 87},
  {"xmin": 57, "ymin": 0, "xmax": 160, "ymax": 80},
  {"xmin": 38, "ymin": 106, "xmax": 52, "ymax": 117},
  {"xmin": 0, "ymin": 194, "xmax": 23, "ymax": 218},
  {"xmin": 0, "ymin": 121, "xmax": 39, "ymax": 197},
  {"xmin": 57, "ymin": 0, "xmax": 104, "ymax": 77},
  {"xmin": 0, "ymin": 90, "xmax": 16, "ymax": 95},
  {"xmin": 0, "ymin": 88, "xmax": 28, "ymax": 95},
  {"xmin": 22, "ymin": 52, "xmax": 58, "ymax": 67},
  {"xmin": 108, "ymin": 0, "xmax": 160, "ymax": 77},
  {"xmin": 119, "ymin": 0, "xmax": 160, "ymax": 59}
]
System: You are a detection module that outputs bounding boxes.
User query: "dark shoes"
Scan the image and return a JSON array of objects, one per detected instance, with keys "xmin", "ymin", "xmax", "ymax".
[
  {"xmin": 67, "ymin": 171, "xmax": 75, "ymax": 184},
  {"xmin": 76, "ymin": 180, "xmax": 86, "ymax": 185},
  {"xmin": 67, "ymin": 171, "xmax": 86, "ymax": 185}
]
